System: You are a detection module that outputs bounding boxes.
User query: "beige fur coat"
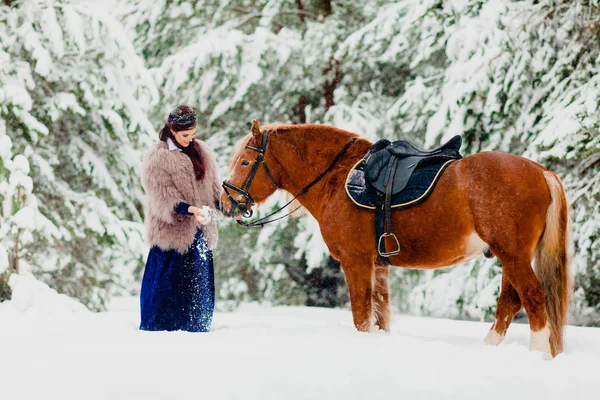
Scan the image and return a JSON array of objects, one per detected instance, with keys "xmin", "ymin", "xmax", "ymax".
[{"xmin": 141, "ymin": 140, "xmax": 220, "ymax": 253}]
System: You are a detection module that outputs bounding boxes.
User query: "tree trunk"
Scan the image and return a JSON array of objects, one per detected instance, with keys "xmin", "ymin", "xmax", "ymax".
[
  {"xmin": 295, "ymin": 0, "xmax": 306, "ymax": 24},
  {"xmin": 13, "ymin": 187, "xmax": 21, "ymax": 274},
  {"xmin": 13, "ymin": 229, "xmax": 20, "ymax": 274},
  {"xmin": 293, "ymin": 95, "xmax": 307, "ymax": 123},
  {"xmin": 318, "ymin": 0, "xmax": 332, "ymax": 17},
  {"xmin": 323, "ymin": 60, "xmax": 342, "ymax": 111}
]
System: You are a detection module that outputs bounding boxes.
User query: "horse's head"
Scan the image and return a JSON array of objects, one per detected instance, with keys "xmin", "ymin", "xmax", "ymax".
[{"xmin": 220, "ymin": 120, "xmax": 279, "ymax": 218}]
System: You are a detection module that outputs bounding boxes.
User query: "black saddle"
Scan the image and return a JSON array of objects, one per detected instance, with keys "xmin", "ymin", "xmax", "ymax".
[
  {"xmin": 346, "ymin": 135, "xmax": 463, "ymax": 266},
  {"xmin": 365, "ymin": 135, "xmax": 462, "ymax": 195}
]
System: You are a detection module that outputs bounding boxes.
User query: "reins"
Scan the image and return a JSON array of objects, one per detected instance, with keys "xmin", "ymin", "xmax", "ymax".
[{"xmin": 223, "ymin": 131, "xmax": 357, "ymax": 228}]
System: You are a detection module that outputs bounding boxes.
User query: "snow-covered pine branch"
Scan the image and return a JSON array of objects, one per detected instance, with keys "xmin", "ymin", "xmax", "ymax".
[{"xmin": 0, "ymin": 0, "xmax": 158, "ymax": 309}]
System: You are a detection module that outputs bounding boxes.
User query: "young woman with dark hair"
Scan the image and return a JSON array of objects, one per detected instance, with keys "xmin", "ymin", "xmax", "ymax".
[{"xmin": 139, "ymin": 104, "xmax": 221, "ymax": 332}]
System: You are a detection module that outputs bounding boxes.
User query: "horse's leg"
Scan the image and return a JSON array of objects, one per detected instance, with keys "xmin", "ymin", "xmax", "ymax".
[
  {"xmin": 373, "ymin": 262, "xmax": 391, "ymax": 332},
  {"xmin": 497, "ymin": 255, "xmax": 550, "ymax": 354},
  {"xmin": 341, "ymin": 257, "xmax": 375, "ymax": 332},
  {"xmin": 485, "ymin": 274, "xmax": 522, "ymax": 346}
]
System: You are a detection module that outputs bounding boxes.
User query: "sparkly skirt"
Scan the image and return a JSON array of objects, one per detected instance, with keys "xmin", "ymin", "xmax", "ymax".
[{"xmin": 140, "ymin": 229, "xmax": 214, "ymax": 332}]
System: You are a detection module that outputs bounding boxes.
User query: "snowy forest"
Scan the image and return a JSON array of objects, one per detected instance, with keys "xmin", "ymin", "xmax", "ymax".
[{"xmin": 1, "ymin": 0, "xmax": 599, "ymax": 326}]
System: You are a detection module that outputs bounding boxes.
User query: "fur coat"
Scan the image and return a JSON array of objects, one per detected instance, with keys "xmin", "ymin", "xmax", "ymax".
[{"xmin": 141, "ymin": 140, "xmax": 220, "ymax": 253}]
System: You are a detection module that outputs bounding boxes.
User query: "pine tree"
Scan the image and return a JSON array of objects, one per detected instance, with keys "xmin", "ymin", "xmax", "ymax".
[
  {"xmin": 119, "ymin": 0, "xmax": 389, "ymax": 308},
  {"xmin": 118, "ymin": 0, "xmax": 600, "ymax": 323},
  {"xmin": 0, "ymin": 0, "xmax": 158, "ymax": 309},
  {"xmin": 341, "ymin": 0, "xmax": 600, "ymax": 322}
]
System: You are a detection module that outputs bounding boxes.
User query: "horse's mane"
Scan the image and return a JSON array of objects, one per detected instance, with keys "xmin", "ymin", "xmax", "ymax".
[
  {"xmin": 229, "ymin": 122, "xmax": 359, "ymax": 170},
  {"xmin": 262, "ymin": 123, "xmax": 359, "ymax": 142},
  {"xmin": 228, "ymin": 135, "xmax": 252, "ymax": 170},
  {"xmin": 261, "ymin": 122, "xmax": 287, "ymax": 133}
]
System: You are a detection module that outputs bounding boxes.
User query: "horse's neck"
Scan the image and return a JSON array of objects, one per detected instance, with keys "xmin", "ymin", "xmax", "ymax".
[{"xmin": 270, "ymin": 126, "xmax": 357, "ymax": 218}]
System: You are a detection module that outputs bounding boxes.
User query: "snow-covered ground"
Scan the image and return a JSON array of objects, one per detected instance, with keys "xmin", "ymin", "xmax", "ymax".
[{"xmin": 1, "ymin": 275, "xmax": 599, "ymax": 400}]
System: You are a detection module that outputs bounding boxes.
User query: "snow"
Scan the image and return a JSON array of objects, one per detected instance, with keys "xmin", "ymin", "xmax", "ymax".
[
  {"xmin": 0, "ymin": 133, "xmax": 13, "ymax": 160},
  {"xmin": 1, "ymin": 0, "xmax": 599, "ymax": 361},
  {"xmin": 293, "ymin": 214, "xmax": 329, "ymax": 272},
  {"xmin": 12, "ymin": 154, "xmax": 30, "ymax": 174},
  {"xmin": 1, "ymin": 276, "xmax": 600, "ymax": 400},
  {"xmin": 2, "ymin": 274, "xmax": 89, "ymax": 314},
  {"xmin": 10, "ymin": 206, "xmax": 37, "ymax": 231}
]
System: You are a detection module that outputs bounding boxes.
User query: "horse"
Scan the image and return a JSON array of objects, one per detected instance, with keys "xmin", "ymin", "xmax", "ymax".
[{"xmin": 220, "ymin": 120, "xmax": 572, "ymax": 357}]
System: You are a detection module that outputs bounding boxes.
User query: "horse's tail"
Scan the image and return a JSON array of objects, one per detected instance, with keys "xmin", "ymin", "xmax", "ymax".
[{"xmin": 534, "ymin": 171, "xmax": 572, "ymax": 356}]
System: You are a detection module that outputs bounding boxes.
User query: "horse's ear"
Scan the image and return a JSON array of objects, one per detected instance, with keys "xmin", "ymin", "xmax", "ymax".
[{"xmin": 251, "ymin": 119, "xmax": 261, "ymax": 137}]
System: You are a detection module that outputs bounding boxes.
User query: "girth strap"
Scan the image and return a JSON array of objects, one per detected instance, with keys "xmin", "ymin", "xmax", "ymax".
[
  {"xmin": 376, "ymin": 156, "xmax": 401, "ymax": 265},
  {"xmin": 384, "ymin": 157, "xmax": 397, "ymax": 234}
]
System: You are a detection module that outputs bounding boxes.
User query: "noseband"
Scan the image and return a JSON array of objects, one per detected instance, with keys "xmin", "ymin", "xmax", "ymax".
[{"xmin": 223, "ymin": 131, "xmax": 357, "ymax": 227}]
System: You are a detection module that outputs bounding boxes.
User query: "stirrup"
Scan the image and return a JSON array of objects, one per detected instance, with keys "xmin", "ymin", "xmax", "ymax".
[{"xmin": 378, "ymin": 233, "xmax": 401, "ymax": 257}]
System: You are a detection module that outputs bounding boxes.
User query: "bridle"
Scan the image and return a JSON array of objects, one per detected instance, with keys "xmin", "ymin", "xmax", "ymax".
[
  {"xmin": 222, "ymin": 131, "xmax": 357, "ymax": 227},
  {"xmin": 222, "ymin": 131, "xmax": 278, "ymax": 220},
  {"xmin": 222, "ymin": 131, "xmax": 357, "ymax": 228}
]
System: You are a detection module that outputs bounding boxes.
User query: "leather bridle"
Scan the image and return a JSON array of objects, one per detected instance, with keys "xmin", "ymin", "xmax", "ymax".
[
  {"xmin": 222, "ymin": 130, "xmax": 278, "ymax": 219},
  {"xmin": 222, "ymin": 131, "xmax": 357, "ymax": 228}
]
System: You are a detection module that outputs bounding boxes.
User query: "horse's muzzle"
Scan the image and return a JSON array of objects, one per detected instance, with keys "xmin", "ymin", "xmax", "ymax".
[{"xmin": 219, "ymin": 193, "xmax": 252, "ymax": 218}]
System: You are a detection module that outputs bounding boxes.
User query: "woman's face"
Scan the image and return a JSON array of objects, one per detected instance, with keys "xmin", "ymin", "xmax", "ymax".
[{"xmin": 171, "ymin": 128, "xmax": 196, "ymax": 147}]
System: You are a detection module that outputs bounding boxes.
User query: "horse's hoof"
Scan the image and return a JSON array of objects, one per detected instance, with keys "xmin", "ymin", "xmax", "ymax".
[
  {"xmin": 484, "ymin": 329, "xmax": 504, "ymax": 346},
  {"xmin": 355, "ymin": 322, "xmax": 372, "ymax": 332},
  {"xmin": 529, "ymin": 325, "xmax": 551, "ymax": 356},
  {"xmin": 374, "ymin": 325, "xmax": 391, "ymax": 335}
]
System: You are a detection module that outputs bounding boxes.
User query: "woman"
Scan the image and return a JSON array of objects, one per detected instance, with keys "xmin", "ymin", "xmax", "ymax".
[{"xmin": 139, "ymin": 104, "xmax": 221, "ymax": 332}]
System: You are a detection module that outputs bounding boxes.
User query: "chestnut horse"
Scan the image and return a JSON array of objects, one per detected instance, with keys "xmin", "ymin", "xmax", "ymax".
[{"xmin": 220, "ymin": 121, "xmax": 572, "ymax": 357}]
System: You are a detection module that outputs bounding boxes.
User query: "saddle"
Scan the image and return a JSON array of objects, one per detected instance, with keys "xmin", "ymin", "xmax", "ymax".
[
  {"xmin": 345, "ymin": 135, "xmax": 463, "ymax": 266},
  {"xmin": 365, "ymin": 135, "xmax": 462, "ymax": 195}
]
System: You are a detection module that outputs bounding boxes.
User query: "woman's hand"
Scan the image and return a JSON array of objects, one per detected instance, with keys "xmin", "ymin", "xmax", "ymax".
[{"xmin": 188, "ymin": 205, "xmax": 211, "ymax": 225}]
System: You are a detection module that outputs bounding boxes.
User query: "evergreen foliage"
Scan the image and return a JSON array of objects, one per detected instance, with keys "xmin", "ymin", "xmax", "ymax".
[
  {"xmin": 0, "ymin": 272, "xmax": 10, "ymax": 302},
  {"xmin": 120, "ymin": 0, "xmax": 600, "ymax": 322},
  {"xmin": 2, "ymin": 0, "xmax": 599, "ymax": 323},
  {"xmin": 0, "ymin": 0, "xmax": 157, "ymax": 309}
]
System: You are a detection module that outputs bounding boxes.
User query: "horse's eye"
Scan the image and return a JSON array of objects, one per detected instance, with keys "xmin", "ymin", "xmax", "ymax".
[{"xmin": 241, "ymin": 160, "xmax": 250, "ymax": 167}]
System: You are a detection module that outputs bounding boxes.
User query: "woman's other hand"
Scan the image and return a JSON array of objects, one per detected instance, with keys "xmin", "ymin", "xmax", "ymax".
[{"xmin": 188, "ymin": 205, "xmax": 211, "ymax": 225}]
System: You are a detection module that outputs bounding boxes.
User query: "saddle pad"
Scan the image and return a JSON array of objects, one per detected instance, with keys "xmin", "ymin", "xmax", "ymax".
[{"xmin": 345, "ymin": 158, "xmax": 456, "ymax": 209}]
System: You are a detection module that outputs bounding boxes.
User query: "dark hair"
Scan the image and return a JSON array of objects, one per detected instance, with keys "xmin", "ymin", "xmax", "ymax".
[{"xmin": 159, "ymin": 105, "xmax": 205, "ymax": 180}]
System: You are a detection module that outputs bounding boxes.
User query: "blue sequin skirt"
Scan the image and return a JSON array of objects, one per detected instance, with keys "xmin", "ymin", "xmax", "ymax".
[{"xmin": 140, "ymin": 229, "xmax": 214, "ymax": 332}]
